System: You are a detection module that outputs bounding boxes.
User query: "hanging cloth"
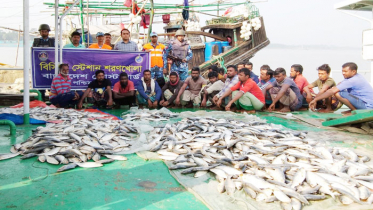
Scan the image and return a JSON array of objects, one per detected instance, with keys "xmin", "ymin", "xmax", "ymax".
[
  {"xmin": 182, "ymin": 0, "xmax": 189, "ymax": 21},
  {"xmin": 123, "ymin": 0, "xmax": 132, "ymax": 7}
]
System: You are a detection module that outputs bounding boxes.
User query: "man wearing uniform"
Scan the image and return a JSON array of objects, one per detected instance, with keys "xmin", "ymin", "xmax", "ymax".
[
  {"xmin": 33, "ymin": 24, "xmax": 55, "ymax": 101},
  {"xmin": 163, "ymin": 29, "xmax": 193, "ymax": 81},
  {"xmin": 32, "ymin": 24, "xmax": 55, "ymax": 47},
  {"xmin": 143, "ymin": 32, "xmax": 166, "ymax": 79}
]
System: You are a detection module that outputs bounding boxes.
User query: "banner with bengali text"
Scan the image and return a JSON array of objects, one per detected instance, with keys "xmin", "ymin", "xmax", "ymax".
[{"xmin": 31, "ymin": 48, "xmax": 150, "ymax": 89}]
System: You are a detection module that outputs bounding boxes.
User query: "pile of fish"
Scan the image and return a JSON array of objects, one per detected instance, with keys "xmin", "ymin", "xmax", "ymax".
[
  {"xmin": 0, "ymin": 107, "xmax": 119, "ymax": 122},
  {"xmin": 0, "ymin": 108, "xmax": 139, "ymax": 172},
  {"xmin": 147, "ymin": 117, "xmax": 373, "ymax": 209},
  {"xmin": 123, "ymin": 109, "xmax": 179, "ymax": 122}
]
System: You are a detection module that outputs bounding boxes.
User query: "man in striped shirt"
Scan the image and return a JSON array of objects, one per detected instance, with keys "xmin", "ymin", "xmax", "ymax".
[
  {"xmin": 211, "ymin": 65, "xmax": 239, "ymax": 110},
  {"xmin": 49, "ymin": 64, "xmax": 83, "ymax": 108}
]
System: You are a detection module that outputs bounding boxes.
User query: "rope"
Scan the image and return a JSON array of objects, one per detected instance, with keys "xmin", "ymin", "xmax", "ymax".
[
  {"xmin": 28, "ymin": 159, "xmax": 50, "ymax": 182},
  {"xmin": 212, "ymin": 54, "xmax": 228, "ymax": 72}
]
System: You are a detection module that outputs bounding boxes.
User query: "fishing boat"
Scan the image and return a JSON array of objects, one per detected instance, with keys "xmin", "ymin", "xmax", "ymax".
[{"xmin": 42, "ymin": 0, "xmax": 270, "ymax": 74}]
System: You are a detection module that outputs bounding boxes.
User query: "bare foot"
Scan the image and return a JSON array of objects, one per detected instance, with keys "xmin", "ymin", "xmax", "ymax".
[
  {"xmin": 317, "ymin": 108, "xmax": 334, "ymax": 113},
  {"xmin": 279, "ymin": 107, "xmax": 291, "ymax": 112},
  {"xmin": 341, "ymin": 110, "xmax": 352, "ymax": 116},
  {"xmin": 298, "ymin": 107, "xmax": 309, "ymax": 111},
  {"xmin": 210, "ymin": 106, "xmax": 224, "ymax": 111},
  {"xmin": 185, "ymin": 102, "xmax": 193, "ymax": 108},
  {"xmin": 240, "ymin": 110, "xmax": 256, "ymax": 114},
  {"xmin": 229, "ymin": 106, "xmax": 238, "ymax": 112}
]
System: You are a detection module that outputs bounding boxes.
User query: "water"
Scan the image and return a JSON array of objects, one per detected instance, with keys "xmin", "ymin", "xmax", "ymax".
[
  {"xmin": 250, "ymin": 46, "xmax": 371, "ymax": 83},
  {"xmin": 0, "ymin": 42, "xmax": 371, "ymax": 83}
]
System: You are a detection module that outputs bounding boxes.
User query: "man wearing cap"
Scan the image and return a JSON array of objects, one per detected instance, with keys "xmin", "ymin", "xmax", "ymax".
[
  {"xmin": 33, "ymin": 24, "xmax": 55, "ymax": 102},
  {"xmin": 143, "ymin": 32, "xmax": 166, "ymax": 79},
  {"xmin": 114, "ymin": 29, "xmax": 138, "ymax": 51},
  {"xmin": 89, "ymin": 32, "xmax": 112, "ymax": 50},
  {"xmin": 163, "ymin": 29, "xmax": 193, "ymax": 81},
  {"xmin": 33, "ymin": 24, "xmax": 55, "ymax": 47},
  {"xmin": 64, "ymin": 32, "xmax": 86, "ymax": 49}
]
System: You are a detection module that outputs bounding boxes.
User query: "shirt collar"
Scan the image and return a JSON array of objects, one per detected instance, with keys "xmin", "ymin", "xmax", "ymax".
[
  {"xmin": 121, "ymin": 40, "xmax": 132, "ymax": 44},
  {"xmin": 40, "ymin": 37, "xmax": 49, "ymax": 41},
  {"xmin": 58, "ymin": 74, "xmax": 71, "ymax": 80},
  {"xmin": 151, "ymin": 42, "xmax": 158, "ymax": 47}
]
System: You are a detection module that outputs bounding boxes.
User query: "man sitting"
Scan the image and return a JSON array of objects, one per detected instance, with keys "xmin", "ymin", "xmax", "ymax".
[
  {"xmin": 258, "ymin": 65, "xmax": 275, "ymax": 108},
  {"xmin": 49, "ymin": 63, "xmax": 83, "ymax": 108},
  {"xmin": 176, "ymin": 67, "xmax": 207, "ymax": 108},
  {"xmin": 160, "ymin": 72, "xmax": 183, "ymax": 107},
  {"xmin": 264, "ymin": 68, "xmax": 303, "ymax": 112},
  {"xmin": 112, "ymin": 72, "xmax": 136, "ymax": 108},
  {"xmin": 217, "ymin": 68, "xmax": 264, "ymax": 112},
  {"xmin": 303, "ymin": 64, "xmax": 341, "ymax": 113},
  {"xmin": 136, "ymin": 70, "xmax": 162, "ymax": 109},
  {"xmin": 245, "ymin": 61, "xmax": 259, "ymax": 83},
  {"xmin": 77, "ymin": 70, "xmax": 113, "ymax": 109},
  {"xmin": 309, "ymin": 62, "xmax": 373, "ymax": 115},
  {"xmin": 290, "ymin": 64, "xmax": 311, "ymax": 95},
  {"xmin": 212, "ymin": 65, "xmax": 239, "ymax": 110},
  {"xmin": 218, "ymin": 68, "xmax": 226, "ymax": 82},
  {"xmin": 201, "ymin": 71, "xmax": 224, "ymax": 107}
]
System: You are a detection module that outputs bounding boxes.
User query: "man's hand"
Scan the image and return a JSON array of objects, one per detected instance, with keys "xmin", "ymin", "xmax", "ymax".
[
  {"xmin": 77, "ymin": 101, "xmax": 83, "ymax": 109},
  {"xmin": 175, "ymin": 98, "xmax": 181, "ymax": 106},
  {"xmin": 309, "ymin": 100, "xmax": 317, "ymax": 112},
  {"xmin": 268, "ymin": 103, "xmax": 275, "ymax": 111},
  {"xmin": 160, "ymin": 100, "xmax": 164, "ymax": 105},
  {"xmin": 216, "ymin": 99, "xmax": 222, "ymax": 107},
  {"xmin": 147, "ymin": 99, "xmax": 153, "ymax": 108},
  {"xmin": 225, "ymin": 103, "xmax": 232, "ymax": 111},
  {"xmin": 182, "ymin": 59, "xmax": 187, "ymax": 63},
  {"xmin": 153, "ymin": 101, "xmax": 158, "ymax": 108},
  {"xmin": 201, "ymin": 99, "xmax": 207, "ymax": 107},
  {"xmin": 73, "ymin": 92, "xmax": 79, "ymax": 100},
  {"xmin": 306, "ymin": 96, "xmax": 313, "ymax": 104},
  {"xmin": 162, "ymin": 101, "xmax": 169, "ymax": 107},
  {"xmin": 107, "ymin": 99, "xmax": 113, "ymax": 106},
  {"xmin": 212, "ymin": 96, "xmax": 218, "ymax": 105}
]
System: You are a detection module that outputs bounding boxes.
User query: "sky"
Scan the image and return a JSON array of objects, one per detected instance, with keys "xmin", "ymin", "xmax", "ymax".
[{"xmin": 0, "ymin": 0, "xmax": 372, "ymax": 48}]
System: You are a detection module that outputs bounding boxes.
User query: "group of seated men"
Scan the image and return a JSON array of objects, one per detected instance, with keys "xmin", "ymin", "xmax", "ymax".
[{"xmin": 49, "ymin": 61, "xmax": 373, "ymax": 115}]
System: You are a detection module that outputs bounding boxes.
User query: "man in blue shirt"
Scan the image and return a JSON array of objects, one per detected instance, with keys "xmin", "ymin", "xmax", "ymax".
[
  {"xmin": 64, "ymin": 32, "xmax": 86, "ymax": 49},
  {"xmin": 245, "ymin": 62, "xmax": 259, "ymax": 83},
  {"xmin": 136, "ymin": 70, "xmax": 162, "ymax": 109},
  {"xmin": 310, "ymin": 62, "xmax": 373, "ymax": 115},
  {"xmin": 114, "ymin": 29, "xmax": 138, "ymax": 51},
  {"xmin": 258, "ymin": 65, "xmax": 275, "ymax": 107}
]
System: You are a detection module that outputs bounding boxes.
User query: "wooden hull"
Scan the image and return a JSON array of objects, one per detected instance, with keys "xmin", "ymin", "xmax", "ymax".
[{"xmin": 187, "ymin": 17, "xmax": 269, "ymax": 73}]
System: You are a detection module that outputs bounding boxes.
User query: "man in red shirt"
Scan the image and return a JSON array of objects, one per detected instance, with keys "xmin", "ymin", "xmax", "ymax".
[
  {"xmin": 112, "ymin": 72, "xmax": 136, "ymax": 108},
  {"xmin": 290, "ymin": 64, "xmax": 311, "ymax": 95},
  {"xmin": 217, "ymin": 68, "xmax": 264, "ymax": 112}
]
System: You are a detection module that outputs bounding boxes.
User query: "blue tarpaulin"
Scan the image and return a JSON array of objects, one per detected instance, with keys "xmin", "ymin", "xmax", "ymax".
[{"xmin": 0, "ymin": 114, "xmax": 46, "ymax": 125}]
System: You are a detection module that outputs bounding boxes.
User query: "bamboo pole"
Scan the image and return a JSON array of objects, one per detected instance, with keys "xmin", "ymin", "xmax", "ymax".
[
  {"xmin": 15, "ymin": 25, "xmax": 20, "ymax": 66},
  {"xmin": 80, "ymin": 0, "xmax": 85, "ymax": 44},
  {"xmin": 147, "ymin": 0, "xmax": 154, "ymax": 42}
]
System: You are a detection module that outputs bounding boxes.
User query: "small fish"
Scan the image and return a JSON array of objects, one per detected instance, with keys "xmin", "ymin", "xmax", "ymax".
[
  {"xmin": 57, "ymin": 163, "xmax": 78, "ymax": 172},
  {"xmin": 76, "ymin": 162, "xmax": 103, "ymax": 168},
  {"xmin": 0, "ymin": 153, "xmax": 19, "ymax": 161},
  {"xmin": 104, "ymin": 155, "xmax": 127, "ymax": 161}
]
